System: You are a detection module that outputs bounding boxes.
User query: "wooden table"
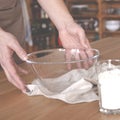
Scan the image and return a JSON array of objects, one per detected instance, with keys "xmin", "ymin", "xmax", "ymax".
[{"xmin": 0, "ymin": 37, "xmax": 120, "ymax": 120}]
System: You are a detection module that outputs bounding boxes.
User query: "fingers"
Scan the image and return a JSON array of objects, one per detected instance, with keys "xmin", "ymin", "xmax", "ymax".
[
  {"xmin": 78, "ymin": 30, "xmax": 91, "ymax": 49},
  {"xmin": 15, "ymin": 64, "xmax": 28, "ymax": 74},
  {"xmin": 0, "ymin": 30, "xmax": 28, "ymax": 61},
  {"xmin": 86, "ymin": 38, "xmax": 92, "ymax": 49},
  {"xmin": 65, "ymin": 49, "xmax": 72, "ymax": 70},
  {"xmin": 79, "ymin": 50, "xmax": 92, "ymax": 69},
  {"xmin": 9, "ymin": 40, "xmax": 28, "ymax": 61},
  {"xmin": 65, "ymin": 49, "xmax": 95, "ymax": 70},
  {"xmin": 71, "ymin": 49, "xmax": 82, "ymax": 68},
  {"xmin": 1, "ymin": 60, "xmax": 27, "ymax": 92}
]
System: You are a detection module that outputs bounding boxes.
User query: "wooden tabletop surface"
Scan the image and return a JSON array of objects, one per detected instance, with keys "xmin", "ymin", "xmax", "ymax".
[{"xmin": 0, "ymin": 37, "xmax": 120, "ymax": 120}]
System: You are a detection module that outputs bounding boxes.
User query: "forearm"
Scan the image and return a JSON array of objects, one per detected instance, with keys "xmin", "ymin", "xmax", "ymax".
[{"xmin": 37, "ymin": 0, "xmax": 74, "ymax": 30}]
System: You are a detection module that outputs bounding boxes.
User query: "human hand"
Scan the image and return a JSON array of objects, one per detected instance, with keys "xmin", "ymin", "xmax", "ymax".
[
  {"xmin": 59, "ymin": 22, "xmax": 91, "ymax": 49},
  {"xmin": 65, "ymin": 49, "xmax": 96, "ymax": 70},
  {"xmin": 0, "ymin": 28, "xmax": 28, "ymax": 92},
  {"xmin": 58, "ymin": 22, "xmax": 93, "ymax": 69}
]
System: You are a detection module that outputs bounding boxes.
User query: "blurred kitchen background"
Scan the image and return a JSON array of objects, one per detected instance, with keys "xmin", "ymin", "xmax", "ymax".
[{"xmin": 25, "ymin": 0, "xmax": 120, "ymax": 52}]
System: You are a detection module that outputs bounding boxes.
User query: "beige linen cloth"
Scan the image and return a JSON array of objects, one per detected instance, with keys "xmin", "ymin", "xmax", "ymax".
[{"xmin": 25, "ymin": 67, "xmax": 98, "ymax": 104}]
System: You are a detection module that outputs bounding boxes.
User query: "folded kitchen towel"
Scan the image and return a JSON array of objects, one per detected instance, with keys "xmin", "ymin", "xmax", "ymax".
[{"xmin": 25, "ymin": 69, "xmax": 98, "ymax": 104}]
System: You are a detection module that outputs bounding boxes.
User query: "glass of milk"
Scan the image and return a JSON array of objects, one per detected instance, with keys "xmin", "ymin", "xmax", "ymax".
[{"xmin": 97, "ymin": 59, "xmax": 120, "ymax": 114}]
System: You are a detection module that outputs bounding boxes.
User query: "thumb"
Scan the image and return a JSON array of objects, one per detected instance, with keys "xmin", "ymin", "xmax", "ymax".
[{"xmin": 10, "ymin": 40, "xmax": 28, "ymax": 61}]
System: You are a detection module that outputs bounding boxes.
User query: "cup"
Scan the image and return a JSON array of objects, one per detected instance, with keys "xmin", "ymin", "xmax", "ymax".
[{"xmin": 97, "ymin": 59, "xmax": 120, "ymax": 114}]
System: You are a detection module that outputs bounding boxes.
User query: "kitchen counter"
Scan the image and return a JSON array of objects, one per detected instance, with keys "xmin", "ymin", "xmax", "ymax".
[{"xmin": 0, "ymin": 37, "xmax": 120, "ymax": 120}]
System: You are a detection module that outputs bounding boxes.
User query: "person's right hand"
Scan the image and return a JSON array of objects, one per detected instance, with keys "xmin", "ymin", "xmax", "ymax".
[
  {"xmin": 58, "ymin": 22, "xmax": 94, "ymax": 69},
  {"xmin": 0, "ymin": 28, "xmax": 28, "ymax": 92}
]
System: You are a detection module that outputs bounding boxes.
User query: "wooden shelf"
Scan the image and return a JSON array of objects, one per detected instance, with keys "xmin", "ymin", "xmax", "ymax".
[
  {"xmin": 103, "ymin": 15, "xmax": 120, "ymax": 19},
  {"xmin": 65, "ymin": 0, "xmax": 99, "ymax": 41},
  {"xmin": 104, "ymin": 31, "xmax": 120, "ymax": 34},
  {"xmin": 85, "ymin": 30, "xmax": 98, "ymax": 33},
  {"xmin": 101, "ymin": 0, "xmax": 120, "ymax": 38},
  {"xmin": 65, "ymin": 0, "xmax": 120, "ymax": 40},
  {"xmin": 73, "ymin": 14, "xmax": 98, "ymax": 19},
  {"xmin": 103, "ymin": 0, "xmax": 120, "ymax": 4},
  {"xmin": 66, "ymin": 0, "xmax": 97, "ymax": 3}
]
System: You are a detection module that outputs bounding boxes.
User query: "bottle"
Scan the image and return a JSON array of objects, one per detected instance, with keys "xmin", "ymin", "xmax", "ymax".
[{"xmin": 31, "ymin": 0, "xmax": 41, "ymax": 21}]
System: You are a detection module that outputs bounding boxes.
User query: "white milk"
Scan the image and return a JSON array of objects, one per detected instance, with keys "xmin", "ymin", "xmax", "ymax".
[{"xmin": 98, "ymin": 69, "xmax": 120, "ymax": 109}]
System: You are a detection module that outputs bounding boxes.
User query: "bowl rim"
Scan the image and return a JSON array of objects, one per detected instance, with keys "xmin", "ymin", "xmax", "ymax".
[{"xmin": 26, "ymin": 48, "xmax": 100, "ymax": 64}]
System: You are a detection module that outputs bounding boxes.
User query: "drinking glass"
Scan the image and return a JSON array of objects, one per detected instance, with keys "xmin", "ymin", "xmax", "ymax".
[{"xmin": 97, "ymin": 59, "xmax": 120, "ymax": 114}]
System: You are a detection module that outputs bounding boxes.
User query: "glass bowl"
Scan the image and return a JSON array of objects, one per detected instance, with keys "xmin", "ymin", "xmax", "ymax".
[{"xmin": 26, "ymin": 48, "xmax": 99, "ymax": 84}]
